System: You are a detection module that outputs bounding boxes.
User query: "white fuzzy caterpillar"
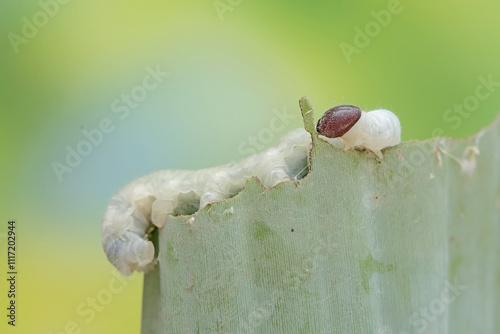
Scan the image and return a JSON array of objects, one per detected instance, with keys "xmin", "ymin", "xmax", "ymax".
[{"xmin": 102, "ymin": 106, "xmax": 400, "ymax": 276}]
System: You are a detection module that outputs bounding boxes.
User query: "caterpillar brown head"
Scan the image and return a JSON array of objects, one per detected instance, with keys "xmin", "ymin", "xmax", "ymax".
[{"xmin": 316, "ymin": 105, "xmax": 362, "ymax": 138}]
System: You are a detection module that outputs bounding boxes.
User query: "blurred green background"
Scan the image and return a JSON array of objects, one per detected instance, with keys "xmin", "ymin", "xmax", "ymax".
[{"xmin": 1, "ymin": 0, "xmax": 499, "ymax": 333}]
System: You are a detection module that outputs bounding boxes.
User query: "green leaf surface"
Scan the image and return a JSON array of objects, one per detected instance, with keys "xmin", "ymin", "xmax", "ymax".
[{"xmin": 142, "ymin": 104, "xmax": 500, "ymax": 333}]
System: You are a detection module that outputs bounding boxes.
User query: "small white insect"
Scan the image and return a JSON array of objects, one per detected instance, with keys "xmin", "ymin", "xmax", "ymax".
[{"xmin": 102, "ymin": 104, "xmax": 401, "ymax": 275}]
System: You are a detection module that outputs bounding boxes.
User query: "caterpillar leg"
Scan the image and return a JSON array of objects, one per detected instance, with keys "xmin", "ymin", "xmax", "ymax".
[
  {"xmin": 151, "ymin": 194, "xmax": 178, "ymax": 228},
  {"xmin": 265, "ymin": 163, "xmax": 290, "ymax": 187},
  {"xmin": 372, "ymin": 149, "xmax": 384, "ymax": 160},
  {"xmin": 259, "ymin": 147, "xmax": 290, "ymax": 188},
  {"xmin": 200, "ymin": 170, "xmax": 233, "ymax": 208}
]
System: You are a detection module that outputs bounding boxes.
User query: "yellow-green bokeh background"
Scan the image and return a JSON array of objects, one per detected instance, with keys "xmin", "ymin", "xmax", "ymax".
[{"xmin": 1, "ymin": 0, "xmax": 499, "ymax": 333}]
